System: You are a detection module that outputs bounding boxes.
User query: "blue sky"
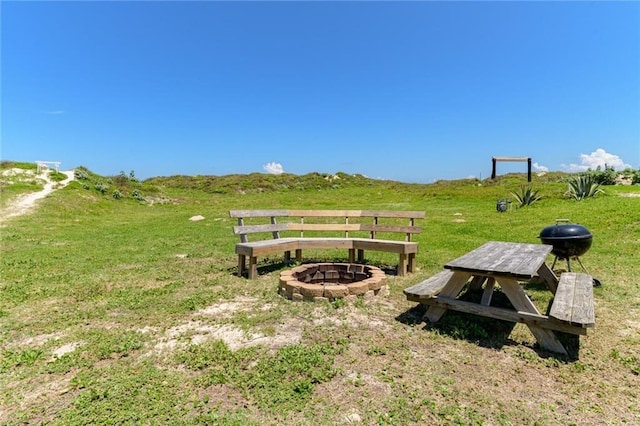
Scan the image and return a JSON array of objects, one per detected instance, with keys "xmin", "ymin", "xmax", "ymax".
[{"xmin": 2, "ymin": 1, "xmax": 639, "ymax": 182}]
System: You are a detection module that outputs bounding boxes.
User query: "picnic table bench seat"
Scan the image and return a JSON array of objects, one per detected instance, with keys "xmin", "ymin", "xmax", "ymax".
[
  {"xmin": 230, "ymin": 209, "xmax": 424, "ymax": 279},
  {"xmin": 549, "ymin": 272, "xmax": 595, "ymax": 328},
  {"xmin": 403, "ymin": 269, "xmax": 455, "ymax": 301}
]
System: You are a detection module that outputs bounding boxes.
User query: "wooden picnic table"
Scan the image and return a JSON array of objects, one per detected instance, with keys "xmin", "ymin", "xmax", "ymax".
[{"xmin": 404, "ymin": 241, "xmax": 595, "ymax": 355}]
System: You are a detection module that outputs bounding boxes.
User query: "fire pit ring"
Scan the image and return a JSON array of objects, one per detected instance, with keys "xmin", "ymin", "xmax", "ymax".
[{"xmin": 279, "ymin": 263, "xmax": 388, "ymax": 302}]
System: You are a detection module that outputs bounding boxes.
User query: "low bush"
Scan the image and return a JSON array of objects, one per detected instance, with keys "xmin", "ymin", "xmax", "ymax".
[
  {"xmin": 511, "ymin": 185, "xmax": 542, "ymax": 207},
  {"xmin": 565, "ymin": 175, "xmax": 603, "ymax": 200}
]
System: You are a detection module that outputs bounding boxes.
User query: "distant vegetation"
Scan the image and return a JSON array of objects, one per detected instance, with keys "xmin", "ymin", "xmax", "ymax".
[
  {"xmin": 72, "ymin": 166, "xmax": 158, "ymax": 202},
  {"xmin": 2, "ymin": 161, "xmax": 639, "ymax": 211},
  {"xmin": 146, "ymin": 171, "xmax": 381, "ymax": 194}
]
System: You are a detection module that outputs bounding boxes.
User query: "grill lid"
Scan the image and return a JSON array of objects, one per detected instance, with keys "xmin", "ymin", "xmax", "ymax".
[{"xmin": 539, "ymin": 222, "xmax": 592, "ymax": 240}]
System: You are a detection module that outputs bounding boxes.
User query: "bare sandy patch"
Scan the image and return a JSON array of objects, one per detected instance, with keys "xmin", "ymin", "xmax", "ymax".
[
  {"xmin": 195, "ymin": 296, "xmax": 259, "ymax": 317},
  {"xmin": 51, "ymin": 342, "xmax": 84, "ymax": 359},
  {"xmin": 151, "ymin": 320, "xmax": 302, "ymax": 354},
  {"xmin": 144, "ymin": 297, "xmax": 304, "ymax": 358},
  {"xmin": 0, "ymin": 169, "xmax": 75, "ymax": 224},
  {"xmin": 4, "ymin": 332, "xmax": 64, "ymax": 350}
]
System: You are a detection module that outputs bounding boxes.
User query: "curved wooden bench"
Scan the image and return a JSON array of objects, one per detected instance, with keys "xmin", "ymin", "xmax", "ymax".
[{"xmin": 230, "ymin": 210, "xmax": 424, "ymax": 279}]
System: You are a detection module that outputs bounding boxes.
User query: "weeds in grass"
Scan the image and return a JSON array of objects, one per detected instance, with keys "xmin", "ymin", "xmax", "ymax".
[
  {"xmin": 1, "ymin": 348, "xmax": 43, "ymax": 372},
  {"xmin": 610, "ymin": 349, "xmax": 640, "ymax": 375},
  {"xmin": 178, "ymin": 340, "xmax": 344, "ymax": 413}
]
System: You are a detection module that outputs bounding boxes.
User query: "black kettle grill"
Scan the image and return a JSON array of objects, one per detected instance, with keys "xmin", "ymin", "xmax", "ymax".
[{"xmin": 538, "ymin": 219, "xmax": 601, "ymax": 286}]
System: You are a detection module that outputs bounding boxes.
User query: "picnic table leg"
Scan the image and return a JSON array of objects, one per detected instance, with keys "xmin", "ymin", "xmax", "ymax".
[
  {"xmin": 497, "ymin": 277, "xmax": 568, "ymax": 355},
  {"xmin": 468, "ymin": 276, "xmax": 486, "ymax": 291},
  {"xmin": 480, "ymin": 277, "xmax": 496, "ymax": 306},
  {"xmin": 424, "ymin": 272, "xmax": 472, "ymax": 322},
  {"xmin": 537, "ymin": 263, "xmax": 559, "ymax": 294}
]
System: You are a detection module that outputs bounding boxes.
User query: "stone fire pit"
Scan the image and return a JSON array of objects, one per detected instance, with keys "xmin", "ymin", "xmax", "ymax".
[{"xmin": 279, "ymin": 263, "xmax": 388, "ymax": 302}]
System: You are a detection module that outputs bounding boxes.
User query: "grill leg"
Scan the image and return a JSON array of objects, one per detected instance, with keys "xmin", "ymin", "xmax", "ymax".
[
  {"xmin": 575, "ymin": 257, "xmax": 589, "ymax": 274},
  {"xmin": 573, "ymin": 257, "xmax": 602, "ymax": 287}
]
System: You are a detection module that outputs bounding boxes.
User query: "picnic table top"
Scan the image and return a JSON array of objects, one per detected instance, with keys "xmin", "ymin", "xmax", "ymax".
[{"xmin": 444, "ymin": 241, "xmax": 553, "ymax": 280}]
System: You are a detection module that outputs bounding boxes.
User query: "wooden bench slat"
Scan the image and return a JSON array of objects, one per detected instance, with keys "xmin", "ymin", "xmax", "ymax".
[
  {"xmin": 234, "ymin": 223, "xmax": 289, "ymax": 235},
  {"xmin": 295, "ymin": 238, "xmax": 355, "ymax": 250},
  {"xmin": 549, "ymin": 272, "xmax": 595, "ymax": 327},
  {"xmin": 359, "ymin": 224, "xmax": 423, "ymax": 234},
  {"xmin": 404, "ymin": 270, "xmax": 455, "ymax": 299},
  {"xmin": 231, "ymin": 209, "xmax": 425, "ymax": 219},
  {"xmin": 286, "ymin": 210, "xmax": 425, "ymax": 218},
  {"xmin": 230, "ymin": 209, "xmax": 290, "ymax": 218},
  {"xmin": 235, "ymin": 239, "xmax": 299, "ymax": 256},
  {"xmin": 287, "ymin": 223, "xmax": 422, "ymax": 234},
  {"xmin": 287, "ymin": 223, "xmax": 361, "ymax": 232},
  {"xmin": 352, "ymin": 239, "xmax": 418, "ymax": 254},
  {"xmin": 234, "ymin": 223, "xmax": 423, "ymax": 236}
]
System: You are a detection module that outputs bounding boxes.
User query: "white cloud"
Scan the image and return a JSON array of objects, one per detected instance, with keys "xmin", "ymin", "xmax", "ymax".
[
  {"xmin": 263, "ymin": 162, "xmax": 284, "ymax": 175},
  {"xmin": 45, "ymin": 110, "xmax": 64, "ymax": 115},
  {"xmin": 532, "ymin": 162, "xmax": 549, "ymax": 172},
  {"xmin": 562, "ymin": 148, "xmax": 631, "ymax": 172}
]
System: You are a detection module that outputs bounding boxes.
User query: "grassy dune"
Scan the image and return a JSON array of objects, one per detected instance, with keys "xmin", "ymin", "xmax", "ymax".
[{"xmin": 1, "ymin": 164, "xmax": 639, "ymax": 424}]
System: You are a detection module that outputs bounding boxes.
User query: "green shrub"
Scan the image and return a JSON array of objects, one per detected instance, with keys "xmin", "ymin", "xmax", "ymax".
[
  {"xmin": 511, "ymin": 185, "xmax": 542, "ymax": 207},
  {"xmin": 112, "ymin": 190, "xmax": 122, "ymax": 199},
  {"xmin": 75, "ymin": 169, "xmax": 90, "ymax": 180},
  {"xmin": 565, "ymin": 175, "xmax": 603, "ymax": 200},
  {"xmin": 132, "ymin": 190, "xmax": 145, "ymax": 202},
  {"xmin": 94, "ymin": 181, "xmax": 109, "ymax": 195},
  {"xmin": 585, "ymin": 165, "xmax": 617, "ymax": 185}
]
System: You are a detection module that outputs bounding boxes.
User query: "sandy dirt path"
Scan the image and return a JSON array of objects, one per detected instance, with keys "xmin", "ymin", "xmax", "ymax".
[{"xmin": 0, "ymin": 170, "xmax": 75, "ymax": 224}]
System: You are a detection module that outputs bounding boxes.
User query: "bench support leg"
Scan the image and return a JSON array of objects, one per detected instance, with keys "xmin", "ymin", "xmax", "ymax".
[
  {"xmin": 348, "ymin": 249, "xmax": 356, "ymax": 264},
  {"xmin": 248, "ymin": 256, "xmax": 258, "ymax": 280},
  {"xmin": 284, "ymin": 251, "xmax": 291, "ymax": 264},
  {"xmin": 408, "ymin": 253, "xmax": 416, "ymax": 273},
  {"xmin": 237, "ymin": 255, "xmax": 246, "ymax": 278},
  {"xmin": 295, "ymin": 249, "xmax": 302, "ymax": 263},
  {"xmin": 357, "ymin": 249, "xmax": 364, "ymax": 262},
  {"xmin": 398, "ymin": 254, "xmax": 407, "ymax": 276},
  {"xmin": 424, "ymin": 272, "xmax": 472, "ymax": 322}
]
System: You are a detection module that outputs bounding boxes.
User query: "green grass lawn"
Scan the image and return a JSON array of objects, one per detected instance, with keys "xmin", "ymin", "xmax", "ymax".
[{"xmin": 1, "ymin": 165, "xmax": 639, "ymax": 425}]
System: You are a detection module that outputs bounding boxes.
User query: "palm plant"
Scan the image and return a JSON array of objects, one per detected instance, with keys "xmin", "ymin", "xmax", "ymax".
[
  {"xmin": 511, "ymin": 185, "xmax": 542, "ymax": 207},
  {"xmin": 565, "ymin": 175, "xmax": 603, "ymax": 200}
]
